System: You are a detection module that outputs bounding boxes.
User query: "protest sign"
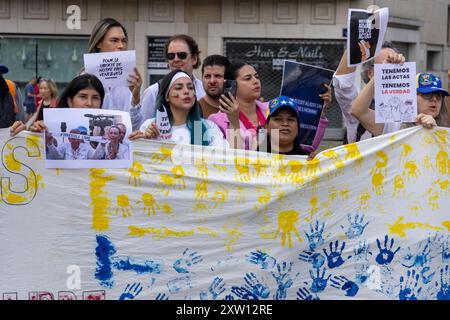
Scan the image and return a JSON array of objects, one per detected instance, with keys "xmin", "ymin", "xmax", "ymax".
[
  {"xmin": 347, "ymin": 8, "xmax": 389, "ymax": 67},
  {"xmin": 156, "ymin": 105, "xmax": 172, "ymax": 140},
  {"xmin": 44, "ymin": 108, "xmax": 132, "ymax": 168},
  {"xmin": 84, "ymin": 50, "xmax": 136, "ymax": 89},
  {"xmin": 0, "ymin": 126, "xmax": 448, "ymax": 300},
  {"xmin": 280, "ymin": 60, "xmax": 334, "ymax": 152},
  {"xmin": 375, "ymin": 62, "xmax": 417, "ymax": 123}
]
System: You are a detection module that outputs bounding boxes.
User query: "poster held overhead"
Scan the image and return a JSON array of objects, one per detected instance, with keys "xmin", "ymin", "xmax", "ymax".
[
  {"xmin": 374, "ymin": 62, "xmax": 417, "ymax": 123},
  {"xmin": 347, "ymin": 8, "xmax": 389, "ymax": 67},
  {"xmin": 84, "ymin": 50, "xmax": 136, "ymax": 90},
  {"xmin": 280, "ymin": 60, "xmax": 334, "ymax": 152}
]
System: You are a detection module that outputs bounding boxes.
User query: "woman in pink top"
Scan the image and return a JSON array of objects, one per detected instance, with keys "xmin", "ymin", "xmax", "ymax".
[
  {"xmin": 208, "ymin": 62, "xmax": 332, "ymax": 152},
  {"xmin": 208, "ymin": 62, "xmax": 267, "ymax": 150}
]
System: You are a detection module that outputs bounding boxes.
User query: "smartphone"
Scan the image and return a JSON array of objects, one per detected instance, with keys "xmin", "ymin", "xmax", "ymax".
[{"xmin": 223, "ymin": 79, "xmax": 237, "ymax": 97}]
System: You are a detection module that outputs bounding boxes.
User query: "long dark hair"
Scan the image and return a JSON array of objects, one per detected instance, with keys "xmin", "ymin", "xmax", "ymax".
[
  {"xmin": 156, "ymin": 69, "xmax": 210, "ymax": 146},
  {"xmin": 0, "ymin": 74, "xmax": 15, "ymax": 128},
  {"xmin": 58, "ymin": 74, "xmax": 105, "ymax": 108}
]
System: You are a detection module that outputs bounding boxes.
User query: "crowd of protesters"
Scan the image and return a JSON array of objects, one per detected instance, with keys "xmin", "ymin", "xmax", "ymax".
[{"xmin": 3, "ymin": 17, "xmax": 449, "ymax": 159}]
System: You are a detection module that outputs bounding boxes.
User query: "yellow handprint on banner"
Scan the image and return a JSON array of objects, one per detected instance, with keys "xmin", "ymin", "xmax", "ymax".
[
  {"xmin": 116, "ymin": 194, "xmax": 134, "ymax": 217},
  {"xmin": 277, "ymin": 210, "xmax": 303, "ymax": 249}
]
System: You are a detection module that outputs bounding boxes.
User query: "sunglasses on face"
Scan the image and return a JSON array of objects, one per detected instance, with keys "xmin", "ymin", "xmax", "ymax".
[
  {"xmin": 420, "ymin": 92, "xmax": 443, "ymax": 101},
  {"xmin": 166, "ymin": 52, "xmax": 189, "ymax": 60}
]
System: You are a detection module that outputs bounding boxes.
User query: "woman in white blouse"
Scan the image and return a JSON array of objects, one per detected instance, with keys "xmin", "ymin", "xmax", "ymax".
[{"xmin": 129, "ymin": 70, "xmax": 228, "ymax": 148}]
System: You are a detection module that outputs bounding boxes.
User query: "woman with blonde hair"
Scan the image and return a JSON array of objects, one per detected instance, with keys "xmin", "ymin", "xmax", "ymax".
[
  {"xmin": 86, "ymin": 18, "xmax": 143, "ymax": 127},
  {"xmin": 36, "ymin": 78, "xmax": 58, "ymax": 121}
]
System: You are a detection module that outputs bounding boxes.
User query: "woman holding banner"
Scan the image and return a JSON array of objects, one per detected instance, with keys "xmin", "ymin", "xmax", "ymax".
[
  {"xmin": 9, "ymin": 74, "xmax": 105, "ymax": 135},
  {"xmin": 351, "ymin": 53, "xmax": 449, "ymax": 135},
  {"xmin": 129, "ymin": 70, "xmax": 228, "ymax": 148}
]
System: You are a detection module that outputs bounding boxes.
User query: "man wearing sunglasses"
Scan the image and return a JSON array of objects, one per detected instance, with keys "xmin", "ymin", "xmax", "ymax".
[{"xmin": 139, "ymin": 34, "xmax": 206, "ymax": 124}]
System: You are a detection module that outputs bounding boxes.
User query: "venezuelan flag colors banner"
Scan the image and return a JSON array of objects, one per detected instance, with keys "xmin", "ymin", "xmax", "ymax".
[{"xmin": 0, "ymin": 127, "xmax": 448, "ymax": 300}]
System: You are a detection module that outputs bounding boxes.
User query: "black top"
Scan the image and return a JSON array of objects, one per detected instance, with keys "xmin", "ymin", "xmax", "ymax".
[
  {"xmin": 260, "ymin": 142, "xmax": 310, "ymax": 156},
  {"xmin": 37, "ymin": 103, "xmax": 51, "ymax": 121}
]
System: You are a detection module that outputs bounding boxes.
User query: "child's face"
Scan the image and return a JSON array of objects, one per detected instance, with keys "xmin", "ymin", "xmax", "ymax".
[{"xmin": 267, "ymin": 108, "xmax": 298, "ymax": 146}]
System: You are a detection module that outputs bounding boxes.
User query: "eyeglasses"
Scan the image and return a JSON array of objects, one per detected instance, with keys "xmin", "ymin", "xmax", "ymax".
[
  {"xmin": 166, "ymin": 52, "xmax": 189, "ymax": 60},
  {"xmin": 419, "ymin": 92, "xmax": 443, "ymax": 101}
]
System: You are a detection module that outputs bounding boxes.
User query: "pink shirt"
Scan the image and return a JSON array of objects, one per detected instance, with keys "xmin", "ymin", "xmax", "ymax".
[
  {"xmin": 208, "ymin": 100, "xmax": 268, "ymax": 150},
  {"xmin": 208, "ymin": 100, "xmax": 328, "ymax": 152}
]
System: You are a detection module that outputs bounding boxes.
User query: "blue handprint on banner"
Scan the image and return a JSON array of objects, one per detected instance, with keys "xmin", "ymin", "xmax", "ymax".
[
  {"xmin": 402, "ymin": 242, "xmax": 433, "ymax": 269},
  {"xmin": 304, "ymin": 221, "xmax": 325, "ymax": 251},
  {"xmin": 118, "ymin": 282, "xmax": 143, "ymax": 300},
  {"xmin": 271, "ymin": 262, "xmax": 294, "ymax": 300},
  {"xmin": 298, "ymin": 250, "xmax": 325, "ymax": 269},
  {"xmin": 436, "ymin": 266, "xmax": 450, "ymax": 300},
  {"xmin": 323, "ymin": 240, "xmax": 348, "ymax": 269},
  {"xmin": 200, "ymin": 277, "xmax": 226, "ymax": 300},
  {"xmin": 330, "ymin": 275, "xmax": 359, "ymax": 297},
  {"xmin": 243, "ymin": 273, "xmax": 270, "ymax": 299},
  {"xmin": 155, "ymin": 293, "xmax": 169, "ymax": 300},
  {"xmin": 246, "ymin": 250, "xmax": 276, "ymax": 270},
  {"xmin": 441, "ymin": 240, "xmax": 449, "ymax": 263},
  {"xmin": 167, "ymin": 276, "xmax": 193, "ymax": 294},
  {"xmin": 353, "ymin": 240, "xmax": 372, "ymax": 261},
  {"xmin": 231, "ymin": 286, "xmax": 259, "ymax": 300},
  {"xmin": 375, "ymin": 235, "xmax": 400, "ymax": 265},
  {"xmin": 343, "ymin": 213, "xmax": 369, "ymax": 239},
  {"xmin": 173, "ymin": 248, "xmax": 203, "ymax": 274},
  {"xmin": 399, "ymin": 270, "xmax": 423, "ymax": 300},
  {"xmin": 296, "ymin": 287, "xmax": 320, "ymax": 300},
  {"xmin": 420, "ymin": 266, "xmax": 435, "ymax": 285},
  {"xmin": 309, "ymin": 267, "xmax": 331, "ymax": 293}
]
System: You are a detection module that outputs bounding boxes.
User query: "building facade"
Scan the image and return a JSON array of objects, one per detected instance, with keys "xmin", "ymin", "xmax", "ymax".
[{"xmin": 1, "ymin": 0, "xmax": 449, "ymax": 138}]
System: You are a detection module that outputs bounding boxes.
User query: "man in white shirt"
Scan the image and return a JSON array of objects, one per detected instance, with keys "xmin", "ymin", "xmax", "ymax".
[
  {"xmin": 46, "ymin": 129, "xmax": 97, "ymax": 160},
  {"xmin": 136, "ymin": 34, "xmax": 206, "ymax": 126},
  {"xmin": 333, "ymin": 42, "xmax": 400, "ymax": 143}
]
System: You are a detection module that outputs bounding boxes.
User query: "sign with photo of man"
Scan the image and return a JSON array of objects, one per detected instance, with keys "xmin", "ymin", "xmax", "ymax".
[{"xmin": 44, "ymin": 109, "xmax": 132, "ymax": 169}]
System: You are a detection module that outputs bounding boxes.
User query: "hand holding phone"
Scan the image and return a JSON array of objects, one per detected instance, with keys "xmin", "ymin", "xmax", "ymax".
[{"xmin": 223, "ymin": 79, "xmax": 237, "ymax": 97}]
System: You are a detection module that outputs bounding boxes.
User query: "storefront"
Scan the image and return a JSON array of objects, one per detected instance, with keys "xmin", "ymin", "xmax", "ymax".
[
  {"xmin": 223, "ymin": 38, "xmax": 345, "ymax": 138},
  {"xmin": 0, "ymin": 35, "xmax": 88, "ymax": 93}
]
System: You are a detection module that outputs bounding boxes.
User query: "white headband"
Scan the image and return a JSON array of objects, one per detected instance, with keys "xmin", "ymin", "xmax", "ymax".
[{"xmin": 166, "ymin": 72, "xmax": 192, "ymax": 99}]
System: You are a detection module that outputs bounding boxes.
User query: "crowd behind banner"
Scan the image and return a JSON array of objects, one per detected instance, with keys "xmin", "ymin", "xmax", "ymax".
[{"xmin": 0, "ymin": 8, "xmax": 449, "ymax": 300}]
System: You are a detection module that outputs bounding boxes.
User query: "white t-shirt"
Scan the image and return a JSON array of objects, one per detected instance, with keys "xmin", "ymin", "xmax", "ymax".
[
  {"xmin": 382, "ymin": 122, "xmax": 403, "ymax": 135},
  {"xmin": 139, "ymin": 118, "xmax": 229, "ymax": 148},
  {"xmin": 332, "ymin": 71, "xmax": 372, "ymax": 143}
]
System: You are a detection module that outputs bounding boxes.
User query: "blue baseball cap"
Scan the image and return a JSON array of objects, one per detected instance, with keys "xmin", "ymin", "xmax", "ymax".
[
  {"xmin": 416, "ymin": 73, "xmax": 449, "ymax": 96},
  {"xmin": 77, "ymin": 126, "xmax": 88, "ymax": 135},
  {"xmin": 267, "ymin": 96, "xmax": 300, "ymax": 123},
  {"xmin": 0, "ymin": 64, "xmax": 8, "ymax": 74}
]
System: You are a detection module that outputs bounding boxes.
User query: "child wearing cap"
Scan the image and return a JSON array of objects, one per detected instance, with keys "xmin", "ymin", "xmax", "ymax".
[
  {"xmin": 262, "ymin": 95, "xmax": 329, "ymax": 157},
  {"xmin": 351, "ymin": 53, "xmax": 449, "ymax": 135}
]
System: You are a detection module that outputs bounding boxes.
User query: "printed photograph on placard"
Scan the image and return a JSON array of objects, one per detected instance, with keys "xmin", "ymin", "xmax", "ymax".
[
  {"xmin": 44, "ymin": 108, "xmax": 132, "ymax": 169},
  {"xmin": 347, "ymin": 8, "xmax": 389, "ymax": 67}
]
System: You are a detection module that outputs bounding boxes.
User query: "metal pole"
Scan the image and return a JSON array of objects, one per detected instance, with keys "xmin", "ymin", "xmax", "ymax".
[{"xmin": 35, "ymin": 41, "xmax": 38, "ymax": 78}]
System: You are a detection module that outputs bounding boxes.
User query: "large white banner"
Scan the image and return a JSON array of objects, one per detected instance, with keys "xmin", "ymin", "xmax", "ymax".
[{"xmin": 0, "ymin": 127, "xmax": 448, "ymax": 300}]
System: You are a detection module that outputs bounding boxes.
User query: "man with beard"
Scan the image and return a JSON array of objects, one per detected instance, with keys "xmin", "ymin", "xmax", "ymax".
[{"xmin": 199, "ymin": 55, "xmax": 230, "ymax": 118}]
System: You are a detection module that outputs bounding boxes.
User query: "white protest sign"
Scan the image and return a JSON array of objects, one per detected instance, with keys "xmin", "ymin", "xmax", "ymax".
[
  {"xmin": 375, "ymin": 62, "xmax": 417, "ymax": 123},
  {"xmin": 44, "ymin": 108, "xmax": 133, "ymax": 168},
  {"xmin": 156, "ymin": 105, "xmax": 172, "ymax": 140},
  {"xmin": 84, "ymin": 50, "xmax": 136, "ymax": 89}
]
